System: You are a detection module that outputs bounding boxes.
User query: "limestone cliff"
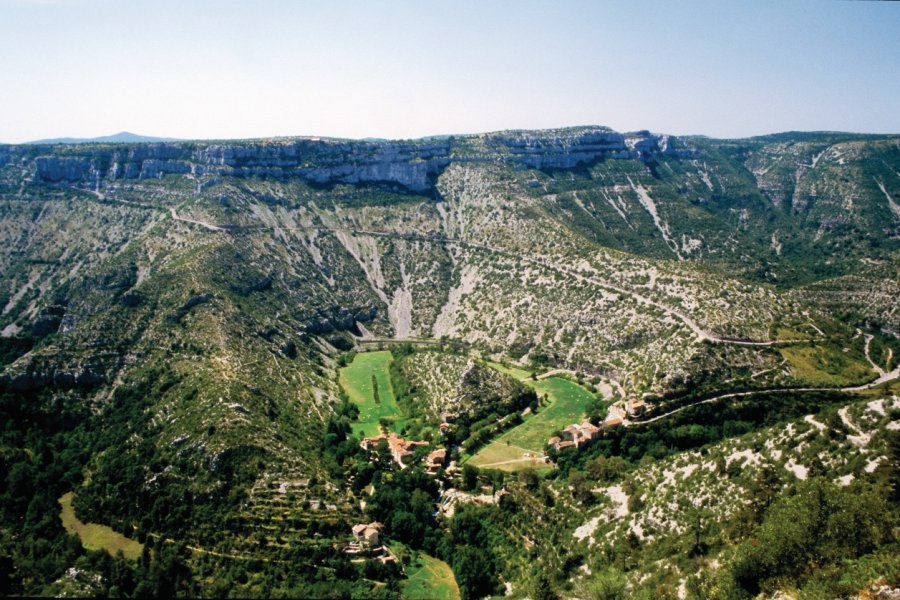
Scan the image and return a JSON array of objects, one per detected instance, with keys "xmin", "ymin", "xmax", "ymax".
[{"xmin": 19, "ymin": 126, "xmax": 682, "ymax": 193}]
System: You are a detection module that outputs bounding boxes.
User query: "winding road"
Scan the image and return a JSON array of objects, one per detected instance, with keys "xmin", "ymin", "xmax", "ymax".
[
  {"xmin": 629, "ymin": 362, "xmax": 900, "ymax": 427},
  {"xmin": 161, "ymin": 204, "xmax": 842, "ymax": 349}
]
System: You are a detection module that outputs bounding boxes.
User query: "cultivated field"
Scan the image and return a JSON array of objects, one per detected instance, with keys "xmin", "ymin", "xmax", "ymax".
[
  {"xmin": 485, "ymin": 361, "xmax": 535, "ymax": 381},
  {"xmin": 338, "ymin": 351, "xmax": 406, "ymax": 436},
  {"xmin": 59, "ymin": 492, "xmax": 144, "ymax": 560},
  {"xmin": 468, "ymin": 375, "xmax": 595, "ymax": 471},
  {"xmin": 402, "ymin": 552, "xmax": 460, "ymax": 600}
]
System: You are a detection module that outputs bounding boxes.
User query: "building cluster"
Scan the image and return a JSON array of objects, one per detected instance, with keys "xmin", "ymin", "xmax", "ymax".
[
  {"xmin": 360, "ymin": 432, "xmax": 448, "ymax": 473},
  {"xmin": 425, "ymin": 448, "xmax": 448, "ymax": 473},
  {"xmin": 350, "ymin": 522, "xmax": 382, "ymax": 550},
  {"xmin": 547, "ymin": 396, "xmax": 651, "ymax": 451},
  {"xmin": 548, "ymin": 420, "xmax": 601, "ymax": 451},
  {"xmin": 346, "ymin": 521, "xmax": 397, "ymax": 564},
  {"xmin": 626, "ymin": 396, "xmax": 647, "ymax": 417},
  {"xmin": 360, "ymin": 433, "xmax": 428, "ymax": 468}
]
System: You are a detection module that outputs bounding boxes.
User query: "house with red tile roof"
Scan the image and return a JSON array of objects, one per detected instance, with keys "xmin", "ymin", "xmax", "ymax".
[
  {"xmin": 425, "ymin": 448, "xmax": 448, "ymax": 473},
  {"xmin": 361, "ymin": 433, "xmax": 428, "ymax": 468}
]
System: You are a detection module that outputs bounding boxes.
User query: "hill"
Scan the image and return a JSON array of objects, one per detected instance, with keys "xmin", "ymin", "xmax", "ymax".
[
  {"xmin": 24, "ymin": 131, "xmax": 181, "ymax": 145},
  {"xmin": 0, "ymin": 125, "xmax": 897, "ymax": 597}
]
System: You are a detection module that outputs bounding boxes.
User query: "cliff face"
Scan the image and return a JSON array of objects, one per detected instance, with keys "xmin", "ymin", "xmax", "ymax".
[
  {"xmin": 35, "ymin": 156, "xmax": 94, "ymax": 182},
  {"xmin": 16, "ymin": 126, "xmax": 677, "ymax": 193},
  {"xmin": 487, "ymin": 127, "xmax": 634, "ymax": 168},
  {"xmin": 26, "ymin": 139, "xmax": 454, "ymax": 192}
]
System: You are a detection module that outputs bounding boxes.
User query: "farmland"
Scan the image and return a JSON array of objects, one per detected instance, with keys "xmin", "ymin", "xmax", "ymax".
[
  {"xmin": 468, "ymin": 375, "xmax": 596, "ymax": 471},
  {"xmin": 338, "ymin": 351, "xmax": 406, "ymax": 437},
  {"xmin": 402, "ymin": 552, "xmax": 460, "ymax": 600}
]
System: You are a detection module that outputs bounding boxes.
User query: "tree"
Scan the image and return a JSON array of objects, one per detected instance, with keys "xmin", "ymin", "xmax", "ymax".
[
  {"xmin": 530, "ymin": 572, "xmax": 558, "ymax": 600},
  {"xmin": 450, "ymin": 507, "xmax": 489, "ymax": 548},
  {"xmin": 452, "ymin": 546, "xmax": 497, "ymax": 600},
  {"xmin": 390, "ymin": 511, "xmax": 423, "ymax": 548},
  {"xmin": 569, "ymin": 470, "xmax": 595, "ymax": 505},
  {"xmin": 462, "ymin": 465, "xmax": 478, "ymax": 492},
  {"xmin": 880, "ymin": 430, "xmax": 900, "ymax": 503},
  {"xmin": 731, "ymin": 478, "xmax": 894, "ymax": 595},
  {"xmin": 577, "ymin": 567, "xmax": 627, "ymax": 600},
  {"xmin": 586, "ymin": 456, "xmax": 629, "ymax": 482},
  {"xmin": 518, "ymin": 469, "xmax": 539, "ymax": 491},
  {"xmin": 683, "ymin": 501, "xmax": 711, "ymax": 557}
]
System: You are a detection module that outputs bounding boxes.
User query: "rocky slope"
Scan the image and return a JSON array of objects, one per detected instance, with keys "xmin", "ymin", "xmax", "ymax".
[
  {"xmin": 0, "ymin": 125, "xmax": 897, "ymax": 595},
  {"xmin": 394, "ymin": 349, "xmax": 535, "ymax": 427}
]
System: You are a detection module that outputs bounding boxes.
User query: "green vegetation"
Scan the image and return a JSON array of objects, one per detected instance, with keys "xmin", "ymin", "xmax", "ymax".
[
  {"xmin": 517, "ymin": 378, "xmax": 597, "ymax": 448},
  {"xmin": 402, "ymin": 552, "xmax": 460, "ymax": 600},
  {"xmin": 339, "ymin": 351, "xmax": 406, "ymax": 436},
  {"xmin": 59, "ymin": 492, "xmax": 143, "ymax": 560},
  {"xmin": 485, "ymin": 361, "xmax": 534, "ymax": 381},
  {"xmin": 469, "ymin": 376, "xmax": 595, "ymax": 470},
  {"xmin": 729, "ymin": 478, "xmax": 896, "ymax": 597},
  {"xmin": 466, "ymin": 442, "xmax": 550, "ymax": 472},
  {"xmin": 780, "ymin": 342, "xmax": 875, "ymax": 386},
  {"xmin": 391, "ymin": 349, "xmax": 537, "ymax": 444},
  {"xmin": 556, "ymin": 389, "xmax": 852, "ymax": 473},
  {"xmin": 2, "ymin": 130, "xmax": 899, "ymax": 597}
]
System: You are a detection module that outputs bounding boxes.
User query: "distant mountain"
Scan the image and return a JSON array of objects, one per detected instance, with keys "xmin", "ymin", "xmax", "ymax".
[{"xmin": 25, "ymin": 131, "xmax": 180, "ymax": 145}]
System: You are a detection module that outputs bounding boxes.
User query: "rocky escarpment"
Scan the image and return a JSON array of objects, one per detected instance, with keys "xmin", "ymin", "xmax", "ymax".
[
  {"xmin": 19, "ymin": 126, "xmax": 689, "ymax": 193},
  {"xmin": 28, "ymin": 139, "xmax": 453, "ymax": 193},
  {"xmin": 487, "ymin": 127, "xmax": 633, "ymax": 168},
  {"xmin": 625, "ymin": 130, "xmax": 695, "ymax": 159},
  {"xmin": 35, "ymin": 156, "xmax": 95, "ymax": 182},
  {"xmin": 0, "ymin": 353, "xmax": 111, "ymax": 391},
  {"xmin": 478, "ymin": 127, "xmax": 693, "ymax": 168},
  {"xmin": 296, "ymin": 305, "xmax": 377, "ymax": 335}
]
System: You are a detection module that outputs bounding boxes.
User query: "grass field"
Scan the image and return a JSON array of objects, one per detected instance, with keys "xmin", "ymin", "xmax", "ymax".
[
  {"xmin": 779, "ymin": 343, "xmax": 874, "ymax": 387},
  {"xmin": 59, "ymin": 492, "xmax": 144, "ymax": 560},
  {"xmin": 402, "ymin": 552, "xmax": 460, "ymax": 600},
  {"xmin": 468, "ymin": 375, "xmax": 595, "ymax": 471},
  {"xmin": 485, "ymin": 361, "xmax": 534, "ymax": 381},
  {"xmin": 339, "ymin": 350, "xmax": 406, "ymax": 437},
  {"xmin": 775, "ymin": 326, "xmax": 813, "ymax": 341},
  {"xmin": 466, "ymin": 441, "xmax": 552, "ymax": 472}
]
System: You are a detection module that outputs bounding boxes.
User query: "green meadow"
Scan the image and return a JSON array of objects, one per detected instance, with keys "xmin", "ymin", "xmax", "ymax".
[
  {"xmin": 468, "ymin": 375, "xmax": 595, "ymax": 471},
  {"xmin": 338, "ymin": 351, "xmax": 406, "ymax": 437},
  {"xmin": 402, "ymin": 552, "xmax": 460, "ymax": 600},
  {"xmin": 59, "ymin": 492, "xmax": 144, "ymax": 560}
]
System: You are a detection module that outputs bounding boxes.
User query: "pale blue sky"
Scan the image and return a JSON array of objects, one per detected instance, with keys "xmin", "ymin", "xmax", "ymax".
[{"xmin": 1, "ymin": 0, "xmax": 898, "ymax": 142}]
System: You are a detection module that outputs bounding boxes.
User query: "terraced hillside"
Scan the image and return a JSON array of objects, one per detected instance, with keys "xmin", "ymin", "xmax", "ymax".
[
  {"xmin": 466, "ymin": 389, "xmax": 900, "ymax": 597},
  {"xmin": 392, "ymin": 349, "xmax": 535, "ymax": 429},
  {"xmin": 0, "ymin": 126, "xmax": 897, "ymax": 597}
]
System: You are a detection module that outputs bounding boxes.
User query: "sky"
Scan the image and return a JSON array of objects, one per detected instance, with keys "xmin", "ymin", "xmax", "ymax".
[{"xmin": 1, "ymin": 0, "xmax": 898, "ymax": 143}]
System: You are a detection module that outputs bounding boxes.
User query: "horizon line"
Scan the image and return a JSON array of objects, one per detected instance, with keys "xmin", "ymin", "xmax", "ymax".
[{"xmin": 4, "ymin": 125, "xmax": 900, "ymax": 146}]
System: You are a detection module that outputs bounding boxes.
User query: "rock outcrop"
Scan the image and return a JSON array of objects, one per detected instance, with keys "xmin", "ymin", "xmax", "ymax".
[
  {"xmin": 625, "ymin": 130, "xmax": 695, "ymax": 159},
  {"xmin": 33, "ymin": 139, "xmax": 453, "ymax": 193},
  {"xmin": 0, "ymin": 357, "xmax": 106, "ymax": 391},
  {"xmin": 35, "ymin": 157, "xmax": 95, "ymax": 182},
  {"xmin": 25, "ymin": 126, "xmax": 686, "ymax": 192},
  {"xmin": 489, "ymin": 127, "xmax": 634, "ymax": 168},
  {"xmin": 298, "ymin": 305, "xmax": 377, "ymax": 334}
]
